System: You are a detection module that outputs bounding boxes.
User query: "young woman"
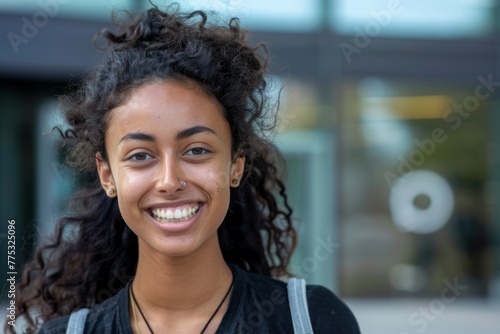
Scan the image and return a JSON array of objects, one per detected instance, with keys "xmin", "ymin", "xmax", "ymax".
[{"xmin": 10, "ymin": 6, "xmax": 360, "ymax": 334}]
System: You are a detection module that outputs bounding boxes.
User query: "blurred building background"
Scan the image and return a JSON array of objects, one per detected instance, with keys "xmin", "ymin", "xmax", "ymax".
[{"xmin": 1, "ymin": 0, "xmax": 499, "ymax": 333}]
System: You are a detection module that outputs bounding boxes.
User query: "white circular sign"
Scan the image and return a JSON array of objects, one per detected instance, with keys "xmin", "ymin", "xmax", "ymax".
[{"xmin": 389, "ymin": 170, "xmax": 454, "ymax": 234}]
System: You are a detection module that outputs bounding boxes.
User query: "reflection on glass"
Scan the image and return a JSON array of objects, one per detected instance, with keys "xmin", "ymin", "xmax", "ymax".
[
  {"xmin": 331, "ymin": 0, "xmax": 495, "ymax": 38},
  {"xmin": 0, "ymin": 0, "xmax": 136, "ymax": 19},
  {"xmin": 184, "ymin": 0, "xmax": 321, "ymax": 31},
  {"xmin": 340, "ymin": 78, "xmax": 494, "ymax": 297}
]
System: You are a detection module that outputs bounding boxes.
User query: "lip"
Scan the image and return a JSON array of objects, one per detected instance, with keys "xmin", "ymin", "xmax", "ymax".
[{"xmin": 145, "ymin": 202, "xmax": 204, "ymax": 233}]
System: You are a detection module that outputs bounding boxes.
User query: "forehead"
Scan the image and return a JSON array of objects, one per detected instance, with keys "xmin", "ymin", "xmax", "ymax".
[{"xmin": 106, "ymin": 80, "xmax": 229, "ymax": 139}]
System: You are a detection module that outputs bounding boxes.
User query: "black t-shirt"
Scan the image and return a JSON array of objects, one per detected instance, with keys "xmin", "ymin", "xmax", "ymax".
[{"xmin": 38, "ymin": 265, "xmax": 360, "ymax": 333}]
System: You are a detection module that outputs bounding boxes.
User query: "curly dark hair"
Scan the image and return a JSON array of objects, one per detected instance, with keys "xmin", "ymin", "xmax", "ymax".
[{"xmin": 8, "ymin": 5, "xmax": 296, "ymax": 333}]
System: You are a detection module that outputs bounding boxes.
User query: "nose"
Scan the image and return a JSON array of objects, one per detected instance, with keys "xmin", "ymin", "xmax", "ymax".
[{"xmin": 155, "ymin": 157, "xmax": 185, "ymax": 193}]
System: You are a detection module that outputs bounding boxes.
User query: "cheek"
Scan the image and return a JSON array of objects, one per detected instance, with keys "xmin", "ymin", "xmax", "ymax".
[
  {"xmin": 209, "ymin": 167, "xmax": 230, "ymax": 194},
  {"xmin": 117, "ymin": 170, "xmax": 151, "ymax": 204},
  {"xmin": 187, "ymin": 155, "xmax": 232, "ymax": 191},
  {"xmin": 201, "ymin": 168, "xmax": 231, "ymax": 196}
]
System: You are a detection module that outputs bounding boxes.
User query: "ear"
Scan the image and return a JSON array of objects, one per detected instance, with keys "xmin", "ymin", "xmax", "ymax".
[
  {"xmin": 229, "ymin": 155, "xmax": 245, "ymax": 188},
  {"xmin": 96, "ymin": 152, "xmax": 116, "ymax": 197}
]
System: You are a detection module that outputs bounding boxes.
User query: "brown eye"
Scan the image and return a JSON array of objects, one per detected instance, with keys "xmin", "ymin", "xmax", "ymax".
[
  {"xmin": 129, "ymin": 152, "xmax": 152, "ymax": 161},
  {"xmin": 186, "ymin": 147, "xmax": 210, "ymax": 156}
]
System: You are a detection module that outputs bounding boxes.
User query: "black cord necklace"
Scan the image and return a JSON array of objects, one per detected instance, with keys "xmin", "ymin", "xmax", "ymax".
[{"xmin": 129, "ymin": 274, "xmax": 234, "ymax": 334}]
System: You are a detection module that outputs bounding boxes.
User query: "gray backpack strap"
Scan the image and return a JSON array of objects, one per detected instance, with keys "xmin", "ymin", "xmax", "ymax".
[
  {"xmin": 66, "ymin": 308, "xmax": 89, "ymax": 334},
  {"xmin": 287, "ymin": 278, "xmax": 314, "ymax": 334}
]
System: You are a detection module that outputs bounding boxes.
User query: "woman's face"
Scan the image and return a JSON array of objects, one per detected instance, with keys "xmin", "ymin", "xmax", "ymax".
[{"xmin": 97, "ymin": 80, "xmax": 244, "ymax": 258}]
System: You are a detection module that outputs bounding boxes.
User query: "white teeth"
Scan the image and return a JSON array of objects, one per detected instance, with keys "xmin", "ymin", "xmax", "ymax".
[{"xmin": 151, "ymin": 204, "xmax": 199, "ymax": 222}]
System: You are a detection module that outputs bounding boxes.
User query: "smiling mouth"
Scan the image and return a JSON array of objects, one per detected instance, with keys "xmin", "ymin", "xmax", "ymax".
[{"xmin": 148, "ymin": 204, "xmax": 200, "ymax": 223}]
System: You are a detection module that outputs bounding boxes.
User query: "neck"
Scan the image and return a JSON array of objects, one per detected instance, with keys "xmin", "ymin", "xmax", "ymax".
[{"xmin": 132, "ymin": 235, "xmax": 232, "ymax": 312}]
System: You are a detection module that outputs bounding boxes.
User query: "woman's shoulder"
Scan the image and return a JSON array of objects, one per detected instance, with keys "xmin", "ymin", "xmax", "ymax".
[
  {"xmin": 232, "ymin": 266, "xmax": 360, "ymax": 333},
  {"xmin": 233, "ymin": 265, "xmax": 289, "ymax": 307},
  {"xmin": 37, "ymin": 314, "xmax": 71, "ymax": 334},
  {"xmin": 305, "ymin": 284, "xmax": 361, "ymax": 333},
  {"xmin": 37, "ymin": 283, "xmax": 129, "ymax": 334}
]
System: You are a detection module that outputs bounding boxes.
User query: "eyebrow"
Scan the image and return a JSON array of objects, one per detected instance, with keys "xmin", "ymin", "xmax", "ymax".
[
  {"xmin": 176, "ymin": 125, "xmax": 217, "ymax": 140},
  {"xmin": 118, "ymin": 126, "xmax": 217, "ymax": 144},
  {"xmin": 119, "ymin": 132, "xmax": 155, "ymax": 144}
]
